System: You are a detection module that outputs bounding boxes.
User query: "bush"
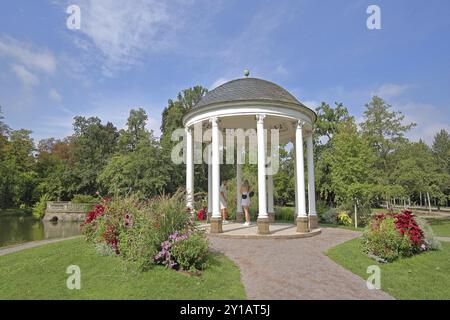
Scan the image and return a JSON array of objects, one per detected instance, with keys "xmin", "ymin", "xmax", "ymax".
[
  {"xmin": 72, "ymin": 194, "xmax": 98, "ymax": 204},
  {"xmin": 274, "ymin": 206, "xmax": 295, "ymax": 221},
  {"xmin": 362, "ymin": 210, "xmax": 438, "ymax": 262},
  {"xmin": 337, "ymin": 212, "xmax": 352, "ymax": 226},
  {"xmin": 319, "ymin": 207, "xmax": 337, "ymax": 224},
  {"xmin": 171, "ymin": 233, "xmax": 209, "ymax": 272},
  {"xmin": 362, "ymin": 216, "xmax": 413, "ymax": 262},
  {"xmin": 80, "ymin": 191, "xmax": 200, "ymax": 271},
  {"xmin": 32, "ymin": 194, "xmax": 52, "ymax": 220}
]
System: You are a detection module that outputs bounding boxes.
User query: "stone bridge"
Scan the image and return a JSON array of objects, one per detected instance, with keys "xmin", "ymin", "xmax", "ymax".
[{"xmin": 43, "ymin": 202, "xmax": 90, "ymax": 222}]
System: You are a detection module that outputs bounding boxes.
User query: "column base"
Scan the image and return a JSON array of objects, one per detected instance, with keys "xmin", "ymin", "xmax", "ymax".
[
  {"xmin": 296, "ymin": 216, "xmax": 310, "ymax": 233},
  {"xmin": 236, "ymin": 211, "xmax": 244, "ymax": 223},
  {"xmin": 309, "ymin": 215, "xmax": 318, "ymax": 230},
  {"xmin": 210, "ymin": 217, "xmax": 223, "ymax": 233},
  {"xmin": 257, "ymin": 217, "xmax": 270, "ymax": 235},
  {"xmin": 268, "ymin": 212, "xmax": 275, "ymax": 223}
]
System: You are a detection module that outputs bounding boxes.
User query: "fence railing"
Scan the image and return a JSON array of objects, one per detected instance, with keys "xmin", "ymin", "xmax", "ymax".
[{"xmin": 46, "ymin": 202, "xmax": 90, "ymax": 213}]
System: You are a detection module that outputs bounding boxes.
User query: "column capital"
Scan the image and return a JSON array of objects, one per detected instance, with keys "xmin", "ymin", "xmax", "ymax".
[
  {"xmin": 256, "ymin": 114, "xmax": 266, "ymax": 124},
  {"xmin": 296, "ymin": 119, "xmax": 307, "ymax": 129},
  {"xmin": 209, "ymin": 116, "xmax": 220, "ymax": 127},
  {"xmin": 185, "ymin": 125, "xmax": 193, "ymax": 133}
]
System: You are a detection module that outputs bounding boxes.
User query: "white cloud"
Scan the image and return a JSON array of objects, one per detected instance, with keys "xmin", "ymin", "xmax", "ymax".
[
  {"xmin": 70, "ymin": 0, "xmax": 188, "ymax": 75},
  {"xmin": 0, "ymin": 36, "xmax": 56, "ymax": 74},
  {"xmin": 210, "ymin": 77, "xmax": 229, "ymax": 89},
  {"xmin": 372, "ymin": 84, "xmax": 410, "ymax": 99},
  {"xmin": 11, "ymin": 64, "xmax": 39, "ymax": 88},
  {"xmin": 395, "ymin": 101, "xmax": 450, "ymax": 144},
  {"xmin": 275, "ymin": 64, "xmax": 288, "ymax": 76},
  {"xmin": 49, "ymin": 88, "xmax": 62, "ymax": 102}
]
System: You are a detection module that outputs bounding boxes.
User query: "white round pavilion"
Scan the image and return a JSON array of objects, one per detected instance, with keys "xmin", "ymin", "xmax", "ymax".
[{"xmin": 183, "ymin": 74, "xmax": 318, "ymax": 235}]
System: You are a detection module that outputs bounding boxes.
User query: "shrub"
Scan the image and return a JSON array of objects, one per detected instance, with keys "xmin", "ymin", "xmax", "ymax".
[
  {"xmin": 362, "ymin": 216, "xmax": 413, "ymax": 262},
  {"xmin": 32, "ymin": 194, "xmax": 52, "ymax": 220},
  {"xmin": 362, "ymin": 210, "xmax": 437, "ymax": 262},
  {"xmin": 80, "ymin": 191, "xmax": 200, "ymax": 272},
  {"xmin": 155, "ymin": 230, "xmax": 209, "ymax": 272},
  {"xmin": 171, "ymin": 233, "xmax": 209, "ymax": 272},
  {"xmin": 319, "ymin": 207, "xmax": 337, "ymax": 224},
  {"xmin": 337, "ymin": 212, "xmax": 352, "ymax": 226},
  {"xmin": 72, "ymin": 194, "xmax": 98, "ymax": 204},
  {"xmin": 274, "ymin": 206, "xmax": 295, "ymax": 221}
]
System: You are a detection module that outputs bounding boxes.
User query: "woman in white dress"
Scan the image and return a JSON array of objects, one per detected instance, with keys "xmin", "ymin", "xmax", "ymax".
[{"xmin": 240, "ymin": 180, "xmax": 251, "ymax": 226}]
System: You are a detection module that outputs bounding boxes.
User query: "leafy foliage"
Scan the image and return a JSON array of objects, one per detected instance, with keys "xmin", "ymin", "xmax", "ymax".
[{"xmin": 32, "ymin": 194, "xmax": 52, "ymax": 220}]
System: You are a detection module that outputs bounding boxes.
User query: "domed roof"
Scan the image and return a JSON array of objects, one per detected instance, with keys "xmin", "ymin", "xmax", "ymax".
[{"xmin": 195, "ymin": 77, "xmax": 303, "ymax": 108}]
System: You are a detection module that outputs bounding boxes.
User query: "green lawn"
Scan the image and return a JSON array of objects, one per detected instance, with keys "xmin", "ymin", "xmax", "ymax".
[
  {"xmin": 327, "ymin": 238, "xmax": 450, "ymax": 299},
  {"xmin": 427, "ymin": 218, "xmax": 450, "ymax": 237},
  {"xmin": 0, "ymin": 237, "xmax": 246, "ymax": 300}
]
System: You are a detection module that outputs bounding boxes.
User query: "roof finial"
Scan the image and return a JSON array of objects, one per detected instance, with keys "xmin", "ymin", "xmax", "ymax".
[{"xmin": 244, "ymin": 69, "xmax": 250, "ymax": 77}]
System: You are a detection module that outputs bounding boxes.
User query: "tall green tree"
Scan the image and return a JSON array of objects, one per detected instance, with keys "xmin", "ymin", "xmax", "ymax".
[
  {"xmin": 361, "ymin": 96, "xmax": 416, "ymax": 183},
  {"xmin": 432, "ymin": 129, "xmax": 450, "ymax": 173},
  {"xmin": 313, "ymin": 102, "xmax": 352, "ymax": 205},
  {"xmin": 118, "ymin": 108, "xmax": 154, "ymax": 152},
  {"xmin": 322, "ymin": 119, "xmax": 377, "ymax": 214},
  {"xmin": 98, "ymin": 109, "xmax": 168, "ymax": 198},
  {"xmin": 160, "ymin": 86, "xmax": 208, "ymax": 194}
]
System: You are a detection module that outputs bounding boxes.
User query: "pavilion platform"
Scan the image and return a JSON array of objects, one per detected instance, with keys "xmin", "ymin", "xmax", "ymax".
[{"xmin": 200, "ymin": 222, "xmax": 321, "ymax": 239}]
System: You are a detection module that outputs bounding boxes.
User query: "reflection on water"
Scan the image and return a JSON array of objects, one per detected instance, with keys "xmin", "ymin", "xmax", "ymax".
[{"xmin": 0, "ymin": 214, "xmax": 81, "ymax": 247}]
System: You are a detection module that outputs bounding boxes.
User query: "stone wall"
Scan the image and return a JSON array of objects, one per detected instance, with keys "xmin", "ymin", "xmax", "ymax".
[{"xmin": 43, "ymin": 202, "xmax": 89, "ymax": 222}]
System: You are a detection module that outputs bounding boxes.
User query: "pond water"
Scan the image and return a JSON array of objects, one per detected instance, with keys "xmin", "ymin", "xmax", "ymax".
[{"xmin": 0, "ymin": 210, "xmax": 81, "ymax": 248}]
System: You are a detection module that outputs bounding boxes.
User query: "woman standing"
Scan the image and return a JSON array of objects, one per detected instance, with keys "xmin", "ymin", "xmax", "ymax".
[
  {"xmin": 220, "ymin": 180, "xmax": 229, "ymax": 223},
  {"xmin": 240, "ymin": 180, "xmax": 251, "ymax": 226}
]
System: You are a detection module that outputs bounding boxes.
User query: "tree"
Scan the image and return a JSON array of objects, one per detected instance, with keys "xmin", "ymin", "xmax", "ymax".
[
  {"xmin": 432, "ymin": 129, "xmax": 450, "ymax": 174},
  {"xmin": 69, "ymin": 116, "xmax": 119, "ymax": 195},
  {"xmin": 118, "ymin": 108, "xmax": 154, "ymax": 152},
  {"xmin": 99, "ymin": 109, "xmax": 168, "ymax": 198},
  {"xmin": 313, "ymin": 102, "xmax": 353, "ymax": 205},
  {"xmin": 361, "ymin": 96, "xmax": 416, "ymax": 184},
  {"xmin": 160, "ymin": 86, "xmax": 208, "ymax": 194},
  {"xmin": 98, "ymin": 145, "xmax": 169, "ymax": 198},
  {"xmin": 322, "ymin": 119, "xmax": 377, "ymax": 217}
]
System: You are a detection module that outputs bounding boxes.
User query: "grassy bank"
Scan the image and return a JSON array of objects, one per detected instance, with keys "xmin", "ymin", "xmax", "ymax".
[
  {"xmin": 0, "ymin": 237, "xmax": 246, "ymax": 300},
  {"xmin": 326, "ymin": 238, "xmax": 450, "ymax": 299}
]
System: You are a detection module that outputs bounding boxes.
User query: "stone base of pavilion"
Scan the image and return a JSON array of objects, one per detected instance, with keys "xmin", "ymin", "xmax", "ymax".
[{"xmin": 200, "ymin": 222, "xmax": 321, "ymax": 239}]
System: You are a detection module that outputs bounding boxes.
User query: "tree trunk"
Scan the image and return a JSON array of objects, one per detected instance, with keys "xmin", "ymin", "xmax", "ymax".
[
  {"xmin": 427, "ymin": 192, "xmax": 432, "ymax": 213},
  {"xmin": 420, "ymin": 192, "xmax": 422, "ymax": 207},
  {"xmin": 354, "ymin": 203, "xmax": 358, "ymax": 228}
]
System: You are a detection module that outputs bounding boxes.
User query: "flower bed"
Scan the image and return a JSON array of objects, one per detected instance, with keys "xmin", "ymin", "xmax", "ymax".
[
  {"xmin": 80, "ymin": 191, "xmax": 209, "ymax": 272},
  {"xmin": 362, "ymin": 209, "xmax": 440, "ymax": 262}
]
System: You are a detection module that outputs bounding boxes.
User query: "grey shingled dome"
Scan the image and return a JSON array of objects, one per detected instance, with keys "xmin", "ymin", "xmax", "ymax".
[{"xmin": 195, "ymin": 78, "xmax": 303, "ymax": 108}]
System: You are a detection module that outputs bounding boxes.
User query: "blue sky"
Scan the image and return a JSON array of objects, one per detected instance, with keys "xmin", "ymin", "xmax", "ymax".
[{"xmin": 0, "ymin": 0, "xmax": 449, "ymax": 144}]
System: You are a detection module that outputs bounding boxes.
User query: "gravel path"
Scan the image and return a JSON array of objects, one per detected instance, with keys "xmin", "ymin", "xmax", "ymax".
[
  {"xmin": 208, "ymin": 227, "xmax": 393, "ymax": 300},
  {"xmin": 0, "ymin": 236, "xmax": 82, "ymax": 257}
]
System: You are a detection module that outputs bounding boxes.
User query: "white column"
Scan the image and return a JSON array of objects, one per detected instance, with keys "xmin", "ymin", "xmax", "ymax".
[
  {"xmin": 267, "ymin": 174, "xmax": 274, "ymax": 213},
  {"xmin": 185, "ymin": 126, "xmax": 194, "ymax": 210},
  {"xmin": 295, "ymin": 121, "xmax": 307, "ymax": 217},
  {"xmin": 257, "ymin": 114, "xmax": 268, "ymax": 218},
  {"xmin": 211, "ymin": 117, "xmax": 221, "ymax": 218},
  {"xmin": 236, "ymin": 163, "xmax": 243, "ymax": 214},
  {"xmin": 294, "ymin": 146, "xmax": 298, "ymax": 218},
  {"xmin": 207, "ymin": 148, "xmax": 212, "ymax": 214},
  {"xmin": 306, "ymin": 133, "xmax": 317, "ymax": 216}
]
